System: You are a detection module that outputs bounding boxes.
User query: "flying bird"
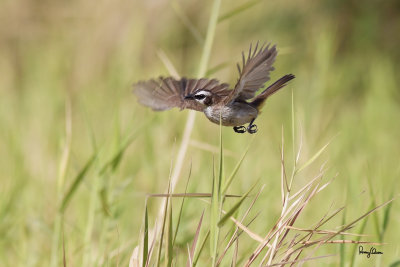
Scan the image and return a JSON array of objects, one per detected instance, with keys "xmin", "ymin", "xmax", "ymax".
[{"xmin": 132, "ymin": 42, "xmax": 295, "ymax": 134}]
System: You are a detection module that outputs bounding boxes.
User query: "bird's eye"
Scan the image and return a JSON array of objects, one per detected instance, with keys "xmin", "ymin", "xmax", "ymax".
[{"xmin": 194, "ymin": 94, "xmax": 206, "ymax": 100}]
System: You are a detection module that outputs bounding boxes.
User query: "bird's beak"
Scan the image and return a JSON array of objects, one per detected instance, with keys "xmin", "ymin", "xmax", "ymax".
[{"xmin": 184, "ymin": 94, "xmax": 194, "ymax": 100}]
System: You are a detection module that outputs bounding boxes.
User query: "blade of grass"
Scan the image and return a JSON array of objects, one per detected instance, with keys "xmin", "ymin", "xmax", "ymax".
[
  {"xmin": 218, "ymin": 114, "xmax": 224, "ymax": 193},
  {"xmin": 157, "ymin": 49, "xmax": 180, "ymax": 79},
  {"xmin": 339, "ymin": 208, "xmax": 346, "ymax": 267},
  {"xmin": 154, "ymin": 0, "xmax": 222, "ymax": 249},
  {"xmin": 281, "ymin": 126, "xmax": 288, "ymax": 203},
  {"xmin": 51, "ymin": 99, "xmax": 72, "ymax": 267},
  {"xmin": 165, "ymin": 199, "xmax": 173, "ymax": 267},
  {"xmin": 81, "ymin": 158, "xmax": 101, "ymax": 267},
  {"xmin": 380, "ymin": 192, "xmax": 394, "ymax": 241},
  {"xmin": 143, "ymin": 204, "xmax": 149, "ymax": 267},
  {"xmin": 59, "ymin": 154, "xmax": 96, "ymax": 213},
  {"xmin": 348, "ymin": 202, "xmax": 376, "ymax": 267},
  {"xmin": 156, "ymin": 179, "xmax": 171, "ymax": 266},
  {"xmin": 389, "ymin": 260, "xmax": 400, "ymax": 267},
  {"xmin": 99, "ymin": 132, "xmax": 137, "ymax": 175},
  {"xmin": 62, "ymin": 227, "xmax": 66, "ymax": 267},
  {"xmin": 171, "ymin": 0, "xmax": 203, "ymax": 44},
  {"xmin": 173, "ymin": 164, "xmax": 192, "ymax": 246},
  {"xmin": 218, "ymin": 0, "xmax": 261, "ymax": 23},
  {"xmin": 156, "ymin": 179, "xmax": 172, "ymax": 267},
  {"xmin": 210, "ymin": 160, "xmax": 220, "ymax": 265},
  {"xmin": 291, "ymin": 89, "xmax": 295, "ymax": 158},
  {"xmin": 222, "ymin": 137, "xmax": 253, "ymax": 195},
  {"xmin": 366, "ymin": 175, "xmax": 381, "ymax": 241},
  {"xmin": 289, "ymin": 89, "xmax": 300, "ymax": 190},
  {"xmin": 205, "ymin": 62, "xmax": 230, "ymax": 77},
  {"xmin": 145, "ymin": 222, "xmax": 159, "ymax": 267},
  {"xmin": 211, "ymin": 114, "xmax": 224, "ymax": 265},
  {"xmin": 99, "ymin": 187, "xmax": 111, "ymax": 216},
  {"xmin": 218, "ymin": 181, "xmax": 258, "ymax": 227},
  {"xmin": 217, "ymin": 185, "xmax": 265, "ymax": 266},
  {"xmin": 296, "ymin": 139, "xmax": 332, "ymax": 174},
  {"xmin": 197, "ymin": 0, "xmax": 221, "ymax": 78}
]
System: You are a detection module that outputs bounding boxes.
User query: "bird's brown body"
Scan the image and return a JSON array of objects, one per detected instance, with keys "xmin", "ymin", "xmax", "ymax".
[
  {"xmin": 132, "ymin": 42, "xmax": 295, "ymax": 133},
  {"xmin": 204, "ymin": 102, "xmax": 258, "ymax": 126}
]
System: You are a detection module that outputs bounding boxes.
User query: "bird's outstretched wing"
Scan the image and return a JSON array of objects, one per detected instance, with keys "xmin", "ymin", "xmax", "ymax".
[
  {"xmin": 133, "ymin": 77, "xmax": 230, "ymax": 111},
  {"xmin": 223, "ymin": 42, "xmax": 277, "ymax": 104}
]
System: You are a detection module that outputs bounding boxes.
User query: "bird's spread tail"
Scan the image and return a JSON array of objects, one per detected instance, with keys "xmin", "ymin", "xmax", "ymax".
[{"xmin": 250, "ymin": 74, "xmax": 295, "ymax": 110}]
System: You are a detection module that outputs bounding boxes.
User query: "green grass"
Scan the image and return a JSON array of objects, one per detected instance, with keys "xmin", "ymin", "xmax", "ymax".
[{"xmin": 1, "ymin": 0, "xmax": 400, "ymax": 266}]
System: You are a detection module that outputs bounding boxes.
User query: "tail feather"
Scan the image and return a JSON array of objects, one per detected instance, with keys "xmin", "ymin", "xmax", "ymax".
[{"xmin": 250, "ymin": 74, "xmax": 295, "ymax": 109}]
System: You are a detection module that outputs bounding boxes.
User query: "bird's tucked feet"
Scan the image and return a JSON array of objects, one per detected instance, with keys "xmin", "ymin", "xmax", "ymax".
[
  {"xmin": 233, "ymin": 125, "xmax": 247, "ymax": 133},
  {"xmin": 247, "ymin": 124, "xmax": 258, "ymax": 134}
]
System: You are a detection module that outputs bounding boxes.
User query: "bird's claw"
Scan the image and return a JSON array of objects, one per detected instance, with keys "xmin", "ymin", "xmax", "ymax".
[
  {"xmin": 247, "ymin": 124, "xmax": 258, "ymax": 134},
  {"xmin": 233, "ymin": 126, "xmax": 247, "ymax": 133}
]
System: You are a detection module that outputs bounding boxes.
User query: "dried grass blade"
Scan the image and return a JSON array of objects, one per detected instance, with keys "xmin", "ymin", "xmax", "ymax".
[
  {"xmin": 232, "ymin": 239, "xmax": 239, "ymax": 267},
  {"xmin": 148, "ymin": 193, "xmax": 241, "ymax": 198},
  {"xmin": 336, "ymin": 198, "xmax": 394, "ymax": 238},
  {"xmin": 289, "ymin": 171, "xmax": 324, "ymax": 202},
  {"xmin": 301, "ymin": 240, "xmax": 385, "ymax": 245},
  {"xmin": 145, "ymin": 222, "xmax": 159, "ymax": 267},
  {"xmin": 187, "ymin": 245, "xmax": 192, "ymax": 267},
  {"xmin": 280, "ymin": 126, "xmax": 288, "ymax": 205},
  {"xmin": 284, "ymin": 226, "xmax": 367, "ymax": 237},
  {"xmin": 229, "ymin": 216, "xmax": 264, "ymax": 243},
  {"xmin": 186, "ymin": 211, "xmax": 205, "ymax": 267},
  {"xmin": 271, "ymin": 254, "xmax": 335, "ymax": 267},
  {"xmin": 193, "ymin": 230, "xmax": 210, "ymax": 267}
]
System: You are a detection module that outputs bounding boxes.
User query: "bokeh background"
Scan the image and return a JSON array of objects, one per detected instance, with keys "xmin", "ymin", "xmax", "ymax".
[{"xmin": 1, "ymin": 0, "xmax": 399, "ymax": 266}]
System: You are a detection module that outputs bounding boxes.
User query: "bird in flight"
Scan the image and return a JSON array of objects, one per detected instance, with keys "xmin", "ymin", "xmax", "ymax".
[{"xmin": 132, "ymin": 42, "xmax": 295, "ymax": 134}]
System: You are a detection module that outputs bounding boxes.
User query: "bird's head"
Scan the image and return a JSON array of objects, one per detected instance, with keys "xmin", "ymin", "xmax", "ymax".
[{"xmin": 184, "ymin": 90, "xmax": 214, "ymax": 107}]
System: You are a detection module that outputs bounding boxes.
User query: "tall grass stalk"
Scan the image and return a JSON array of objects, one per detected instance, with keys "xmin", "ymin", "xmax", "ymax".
[
  {"xmin": 210, "ymin": 119, "xmax": 224, "ymax": 266},
  {"xmin": 151, "ymin": 0, "xmax": 222, "ymax": 256},
  {"xmin": 81, "ymin": 165, "xmax": 100, "ymax": 266},
  {"xmin": 50, "ymin": 98, "xmax": 72, "ymax": 267}
]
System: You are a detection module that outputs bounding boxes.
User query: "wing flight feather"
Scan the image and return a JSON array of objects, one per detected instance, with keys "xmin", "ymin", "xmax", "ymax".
[
  {"xmin": 223, "ymin": 42, "xmax": 277, "ymax": 104},
  {"xmin": 133, "ymin": 77, "xmax": 230, "ymax": 111}
]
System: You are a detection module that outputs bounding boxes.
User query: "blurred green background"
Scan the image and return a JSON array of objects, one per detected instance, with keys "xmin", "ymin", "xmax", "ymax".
[{"xmin": 1, "ymin": 0, "xmax": 399, "ymax": 266}]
